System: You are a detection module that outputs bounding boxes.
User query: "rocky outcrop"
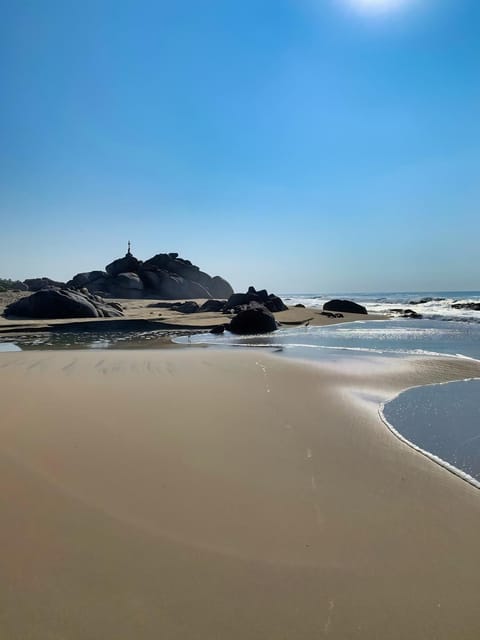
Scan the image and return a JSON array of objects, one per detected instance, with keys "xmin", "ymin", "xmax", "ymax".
[
  {"xmin": 68, "ymin": 249, "xmax": 234, "ymax": 300},
  {"xmin": 68, "ymin": 271, "xmax": 108, "ymax": 289},
  {"xmin": 452, "ymin": 302, "xmax": 480, "ymax": 311},
  {"xmin": 106, "ymin": 254, "xmax": 141, "ymax": 277},
  {"xmin": 409, "ymin": 297, "xmax": 445, "ymax": 305},
  {"xmin": 400, "ymin": 309, "xmax": 423, "ymax": 319},
  {"xmin": 389, "ymin": 308, "xmax": 423, "ymax": 319},
  {"xmin": 170, "ymin": 301, "xmax": 200, "ymax": 314},
  {"xmin": 23, "ymin": 277, "xmax": 66, "ymax": 291},
  {"xmin": 4, "ymin": 288, "xmax": 123, "ymax": 319},
  {"xmin": 223, "ymin": 286, "xmax": 288, "ymax": 314},
  {"xmin": 199, "ymin": 299, "xmax": 225, "ymax": 313},
  {"xmin": 229, "ymin": 303, "xmax": 277, "ymax": 335},
  {"xmin": 323, "ymin": 299, "xmax": 368, "ymax": 315}
]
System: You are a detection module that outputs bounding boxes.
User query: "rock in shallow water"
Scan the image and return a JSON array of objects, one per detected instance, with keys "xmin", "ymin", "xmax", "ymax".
[{"xmin": 229, "ymin": 304, "xmax": 277, "ymax": 335}]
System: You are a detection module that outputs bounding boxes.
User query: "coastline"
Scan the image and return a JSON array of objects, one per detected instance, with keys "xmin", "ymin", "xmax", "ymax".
[
  {"xmin": 0, "ymin": 292, "xmax": 386, "ymax": 338},
  {"xmin": 379, "ymin": 377, "xmax": 480, "ymax": 490},
  {"xmin": 1, "ymin": 347, "xmax": 480, "ymax": 638}
]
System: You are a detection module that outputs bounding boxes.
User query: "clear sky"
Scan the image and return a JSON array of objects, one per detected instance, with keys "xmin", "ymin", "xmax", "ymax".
[{"xmin": 1, "ymin": 0, "xmax": 479, "ymax": 292}]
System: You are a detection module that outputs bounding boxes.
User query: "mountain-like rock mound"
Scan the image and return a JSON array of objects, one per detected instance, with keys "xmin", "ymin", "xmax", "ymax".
[{"xmin": 67, "ymin": 248, "xmax": 234, "ymax": 300}]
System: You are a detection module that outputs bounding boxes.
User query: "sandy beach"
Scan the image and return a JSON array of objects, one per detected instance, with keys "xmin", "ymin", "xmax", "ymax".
[
  {"xmin": 0, "ymin": 291, "xmax": 386, "ymax": 336},
  {"xmin": 1, "ymin": 347, "xmax": 480, "ymax": 638}
]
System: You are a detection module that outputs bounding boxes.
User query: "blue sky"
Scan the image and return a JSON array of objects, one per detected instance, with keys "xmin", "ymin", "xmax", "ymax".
[{"xmin": 1, "ymin": 0, "xmax": 479, "ymax": 292}]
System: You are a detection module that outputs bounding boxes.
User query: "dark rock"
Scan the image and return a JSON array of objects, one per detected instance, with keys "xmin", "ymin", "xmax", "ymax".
[
  {"xmin": 323, "ymin": 299, "xmax": 368, "ymax": 315},
  {"xmin": 4, "ymin": 288, "xmax": 123, "ymax": 319},
  {"xmin": 208, "ymin": 276, "xmax": 234, "ymax": 299},
  {"xmin": 67, "ymin": 271, "xmax": 107, "ymax": 289},
  {"xmin": 321, "ymin": 311, "xmax": 336, "ymax": 318},
  {"xmin": 408, "ymin": 297, "xmax": 445, "ymax": 305},
  {"xmin": 13, "ymin": 282, "xmax": 29, "ymax": 291},
  {"xmin": 199, "ymin": 299, "xmax": 225, "ymax": 313},
  {"xmin": 68, "ymin": 250, "xmax": 233, "ymax": 300},
  {"xmin": 223, "ymin": 292, "xmax": 253, "ymax": 311},
  {"xmin": 23, "ymin": 277, "xmax": 66, "ymax": 291},
  {"xmin": 210, "ymin": 324, "xmax": 226, "ymax": 334},
  {"xmin": 294, "ymin": 303, "xmax": 305, "ymax": 308},
  {"xmin": 223, "ymin": 287, "xmax": 287, "ymax": 313},
  {"xmin": 105, "ymin": 253, "xmax": 141, "ymax": 277},
  {"xmin": 142, "ymin": 254, "xmax": 171, "ymax": 270},
  {"xmin": 265, "ymin": 294, "xmax": 288, "ymax": 313},
  {"xmin": 170, "ymin": 301, "xmax": 200, "ymax": 314},
  {"xmin": 400, "ymin": 309, "xmax": 423, "ymax": 319},
  {"xmin": 147, "ymin": 301, "xmax": 176, "ymax": 309},
  {"xmin": 229, "ymin": 305, "xmax": 277, "ymax": 335},
  {"xmin": 451, "ymin": 302, "xmax": 480, "ymax": 311}
]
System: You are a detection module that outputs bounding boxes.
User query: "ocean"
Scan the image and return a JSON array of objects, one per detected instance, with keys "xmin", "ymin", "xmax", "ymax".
[
  {"xmin": 179, "ymin": 290, "xmax": 480, "ymax": 360},
  {"xmin": 282, "ymin": 290, "xmax": 480, "ymax": 324}
]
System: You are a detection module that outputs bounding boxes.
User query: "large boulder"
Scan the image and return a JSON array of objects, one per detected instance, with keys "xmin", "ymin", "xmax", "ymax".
[
  {"xmin": 141, "ymin": 270, "xmax": 211, "ymax": 299},
  {"xmin": 4, "ymin": 288, "xmax": 123, "ymax": 319},
  {"xmin": 451, "ymin": 302, "xmax": 480, "ymax": 311},
  {"xmin": 23, "ymin": 277, "xmax": 66, "ymax": 291},
  {"xmin": 170, "ymin": 301, "xmax": 200, "ymax": 314},
  {"xmin": 98, "ymin": 273, "xmax": 145, "ymax": 299},
  {"xmin": 223, "ymin": 286, "xmax": 288, "ymax": 313},
  {"xmin": 142, "ymin": 257, "xmax": 233, "ymax": 299},
  {"xmin": 199, "ymin": 299, "xmax": 225, "ymax": 313},
  {"xmin": 67, "ymin": 271, "xmax": 107, "ymax": 289},
  {"xmin": 323, "ymin": 299, "xmax": 368, "ymax": 315},
  {"xmin": 208, "ymin": 276, "xmax": 234, "ymax": 299},
  {"xmin": 229, "ymin": 304, "xmax": 277, "ymax": 335},
  {"xmin": 106, "ymin": 253, "xmax": 141, "ymax": 277}
]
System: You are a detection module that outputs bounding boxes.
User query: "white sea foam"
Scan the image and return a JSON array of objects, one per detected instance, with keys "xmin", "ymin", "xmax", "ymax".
[{"xmin": 282, "ymin": 293, "xmax": 480, "ymax": 323}]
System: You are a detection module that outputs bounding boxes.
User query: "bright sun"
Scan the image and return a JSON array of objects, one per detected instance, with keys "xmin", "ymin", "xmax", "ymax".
[{"xmin": 344, "ymin": 0, "xmax": 411, "ymax": 13}]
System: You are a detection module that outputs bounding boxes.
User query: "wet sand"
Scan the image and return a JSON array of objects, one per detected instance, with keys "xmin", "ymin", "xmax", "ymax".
[{"xmin": 1, "ymin": 349, "xmax": 480, "ymax": 638}]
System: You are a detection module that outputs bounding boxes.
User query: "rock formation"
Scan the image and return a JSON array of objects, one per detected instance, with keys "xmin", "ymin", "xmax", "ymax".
[
  {"xmin": 67, "ymin": 247, "xmax": 234, "ymax": 300},
  {"xmin": 229, "ymin": 303, "xmax": 278, "ymax": 335},
  {"xmin": 4, "ymin": 288, "xmax": 123, "ymax": 319},
  {"xmin": 23, "ymin": 277, "xmax": 66, "ymax": 291},
  {"xmin": 323, "ymin": 299, "xmax": 368, "ymax": 315},
  {"xmin": 223, "ymin": 286, "xmax": 288, "ymax": 314},
  {"xmin": 451, "ymin": 302, "xmax": 480, "ymax": 311}
]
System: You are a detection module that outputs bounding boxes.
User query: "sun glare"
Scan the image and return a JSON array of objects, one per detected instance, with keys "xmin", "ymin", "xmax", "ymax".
[{"xmin": 343, "ymin": 0, "xmax": 412, "ymax": 14}]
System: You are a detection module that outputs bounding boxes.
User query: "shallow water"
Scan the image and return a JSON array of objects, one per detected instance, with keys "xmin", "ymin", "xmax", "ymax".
[
  {"xmin": 383, "ymin": 380, "xmax": 480, "ymax": 484},
  {"xmin": 0, "ymin": 328, "xmax": 192, "ymax": 351},
  {"xmin": 174, "ymin": 319, "xmax": 480, "ymax": 361}
]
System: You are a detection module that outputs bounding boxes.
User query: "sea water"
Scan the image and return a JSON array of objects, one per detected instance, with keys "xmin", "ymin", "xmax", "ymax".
[
  {"xmin": 283, "ymin": 290, "xmax": 480, "ymax": 324},
  {"xmin": 382, "ymin": 380, "xmax": 480, "ymax": 485}
]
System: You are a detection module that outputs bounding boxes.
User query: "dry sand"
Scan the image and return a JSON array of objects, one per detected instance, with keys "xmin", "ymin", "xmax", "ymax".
[{"xmin": 1, "ymin": 348, "xmax": 480, "ymax": 638}]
